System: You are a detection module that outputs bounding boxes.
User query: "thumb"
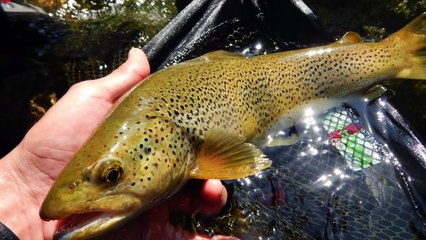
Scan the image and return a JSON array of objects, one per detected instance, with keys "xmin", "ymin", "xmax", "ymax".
[{"xmin": 93, "ymin": 47, "xmax": 151, "ymax": 103}]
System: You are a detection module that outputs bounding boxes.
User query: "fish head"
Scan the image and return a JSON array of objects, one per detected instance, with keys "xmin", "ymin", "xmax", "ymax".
[{"xmin": 40, "ymin": 111, "xmax": 195, "ymax": 239}]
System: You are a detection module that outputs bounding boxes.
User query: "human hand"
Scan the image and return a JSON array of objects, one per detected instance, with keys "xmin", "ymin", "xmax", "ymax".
[
  {"xmin": 0, "ymin": 48, "xmax": 230, "ymax": 239},
  {"xmin": 107, "ymin": 179, "xmax": 232, "ymax": 240}
]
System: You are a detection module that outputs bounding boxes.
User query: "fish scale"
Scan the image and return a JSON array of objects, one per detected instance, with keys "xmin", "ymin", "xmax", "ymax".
[
  {"xmin": 41, "ymin": 14, "xmax": 426, "ymax": 240},
  {"xmin": 130, "ymin": 40, "xmax": 401, "ymax": 141}
]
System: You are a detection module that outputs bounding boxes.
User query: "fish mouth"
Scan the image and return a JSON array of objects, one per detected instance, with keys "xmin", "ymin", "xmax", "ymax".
[{"xmin": 54, "ymin": 211, "xmax": 130, "ymax": 240}]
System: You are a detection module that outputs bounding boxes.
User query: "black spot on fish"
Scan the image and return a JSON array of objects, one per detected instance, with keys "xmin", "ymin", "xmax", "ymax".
[{"xmin": 146, "ymin": 115, "xmax": 157, "ymax": 119}]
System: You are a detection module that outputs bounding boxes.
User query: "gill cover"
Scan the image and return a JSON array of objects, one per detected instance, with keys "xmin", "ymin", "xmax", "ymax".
[{"xmin": 40, "ymin": 109, "xmax": 195, "ymax": 239}]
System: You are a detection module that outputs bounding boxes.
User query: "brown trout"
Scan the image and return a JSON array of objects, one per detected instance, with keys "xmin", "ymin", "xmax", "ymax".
[{"xmin": 40, "ymin": 14, "xmax": 426, "ymax": 239}]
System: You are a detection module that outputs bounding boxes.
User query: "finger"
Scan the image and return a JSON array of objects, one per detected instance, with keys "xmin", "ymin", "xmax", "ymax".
[
  {"xmin": 93, "ymin": 47, "xmax": 151, "ymax": 103},
  {"xmin": 168, "ymin": 180, "xmax": 227, "ymax": 216},
  {"xmin": 107, "ymin": 180, "xmax": 233, "ymax": 240},
  {"xmin": 197, "ymin": 179, "xmax": 228, "ymax": 216},
  {"xmin": 201, "ymin": 180, "xmax": 227, "ymax": 205}
]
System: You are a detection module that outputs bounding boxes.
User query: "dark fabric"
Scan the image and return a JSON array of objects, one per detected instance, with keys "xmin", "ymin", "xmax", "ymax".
[
  {"xmin": 0, "ymin": 222, "xmax": 19, "ymax": 240},
  {"xmin": 366, "ymin": 96, "xmax": 426, "ymax": 218},
  {"xmin": 0, "ymin": 0, "xmax": 425, "ymax": 236},
  {"xmin": 143, "ymin": 0, "xmax": 426, "ymax": 224},
  {"xmin": 143, "ymin": 0, "xmax": 331, "ymax": 71}
]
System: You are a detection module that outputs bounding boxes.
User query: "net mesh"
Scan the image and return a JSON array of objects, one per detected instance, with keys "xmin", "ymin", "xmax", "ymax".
[{"xmin": 181, "ymin": 104, "xmax": 426, "ymax": 239}]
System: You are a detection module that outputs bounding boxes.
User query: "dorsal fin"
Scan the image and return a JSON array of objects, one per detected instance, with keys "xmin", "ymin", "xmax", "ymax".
[
  {"xmin": 330, "ymin": 31, "xmax": 363, "ymax": 46},
  {"xmin": 201, "ymin": 50, "xmax": 245, "ymax": 60},
  {"xmin": 190, "ymin": 128, "xmax": 271, "ymax": 180}
]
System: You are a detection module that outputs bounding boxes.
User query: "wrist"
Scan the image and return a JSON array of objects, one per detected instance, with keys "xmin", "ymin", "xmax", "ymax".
[{"xmin": 0, "ymin": 146, "xmax": 45, "ymax": 239}]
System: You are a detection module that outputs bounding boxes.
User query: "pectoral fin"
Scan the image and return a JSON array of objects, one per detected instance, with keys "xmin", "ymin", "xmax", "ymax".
[{"xmin": 190, "ymin": 129, "xmax": 272, "ymax": 180}]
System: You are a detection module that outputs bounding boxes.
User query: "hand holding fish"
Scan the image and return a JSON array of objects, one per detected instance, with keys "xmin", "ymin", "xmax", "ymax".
[
  {"xmin": 25, "ymin": 13, "xmax": 425, "ymax": 240},
  {"xmin": 0, "ymin": 48, "xmax": 229, "ymax": 239},
  {"xmin": 105, "ymin": 179, "xmax": 231, "ymax": 240}
]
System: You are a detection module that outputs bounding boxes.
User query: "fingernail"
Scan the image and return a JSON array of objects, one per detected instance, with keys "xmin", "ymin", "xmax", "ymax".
[{"xmin": 128, "ymin": 47, "xmax": 136, "ymax": 59}]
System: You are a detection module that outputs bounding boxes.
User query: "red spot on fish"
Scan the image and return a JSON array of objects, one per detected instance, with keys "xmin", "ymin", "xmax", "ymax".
[{"xmin": 68, "ymin": 182, "xmax": 78, "ymax": 190}]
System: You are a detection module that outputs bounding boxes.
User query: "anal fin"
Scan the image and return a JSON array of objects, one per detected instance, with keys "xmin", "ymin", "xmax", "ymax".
[
  {"xmin": 363, "ymin": 85, "xmax": 388, "ymax": 101},
  {"xmin": 397, "ymin": 54, "xmax": 426, "ymax": 80}
]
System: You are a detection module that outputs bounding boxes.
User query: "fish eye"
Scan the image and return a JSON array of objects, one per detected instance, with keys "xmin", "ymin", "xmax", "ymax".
[
  {"xmin": 104, "ymin": 168, "xmax": 122, "ymax": 183},
  {"xmin": 92, "ymin": 158, "xmax": 124, "ymax": 184}
]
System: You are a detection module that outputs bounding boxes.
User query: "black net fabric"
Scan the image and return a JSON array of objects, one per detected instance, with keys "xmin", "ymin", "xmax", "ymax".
[
  {"xmin": 143, "ymin": 1, "xmax": 426, "ymax": 238},
  {"xmin": 1, "ymin": 0, "xmax": 425, "ymax": 239},
  {"xmin": 143, "ymin": 0, "xmax": 332, "ymax": 71},
  {"xmin": 187, "ymin": 98, "xmax": 426, "ymax": 239}
]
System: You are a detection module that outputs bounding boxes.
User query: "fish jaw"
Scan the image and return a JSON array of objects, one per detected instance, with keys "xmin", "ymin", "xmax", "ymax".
[
  {"xmin": 53, "ymin": 211, "xmax": 130, "ymax": 240},
  {"xmin": 40, "ymin": 189, "xmax": 142, "ymax": 219},
  {"xmin": 40, "ymin": 181, "xmax": 142, "ymax": 240},
  {"xmin": 40, "ymin": 110, "xmax": 197, "ymax": 239}
]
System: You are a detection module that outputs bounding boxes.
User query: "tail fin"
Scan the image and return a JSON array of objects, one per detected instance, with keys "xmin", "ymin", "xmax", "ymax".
[{"xmin": 387, "ymin": 13, "xmax": 426, "ymax": 80}]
